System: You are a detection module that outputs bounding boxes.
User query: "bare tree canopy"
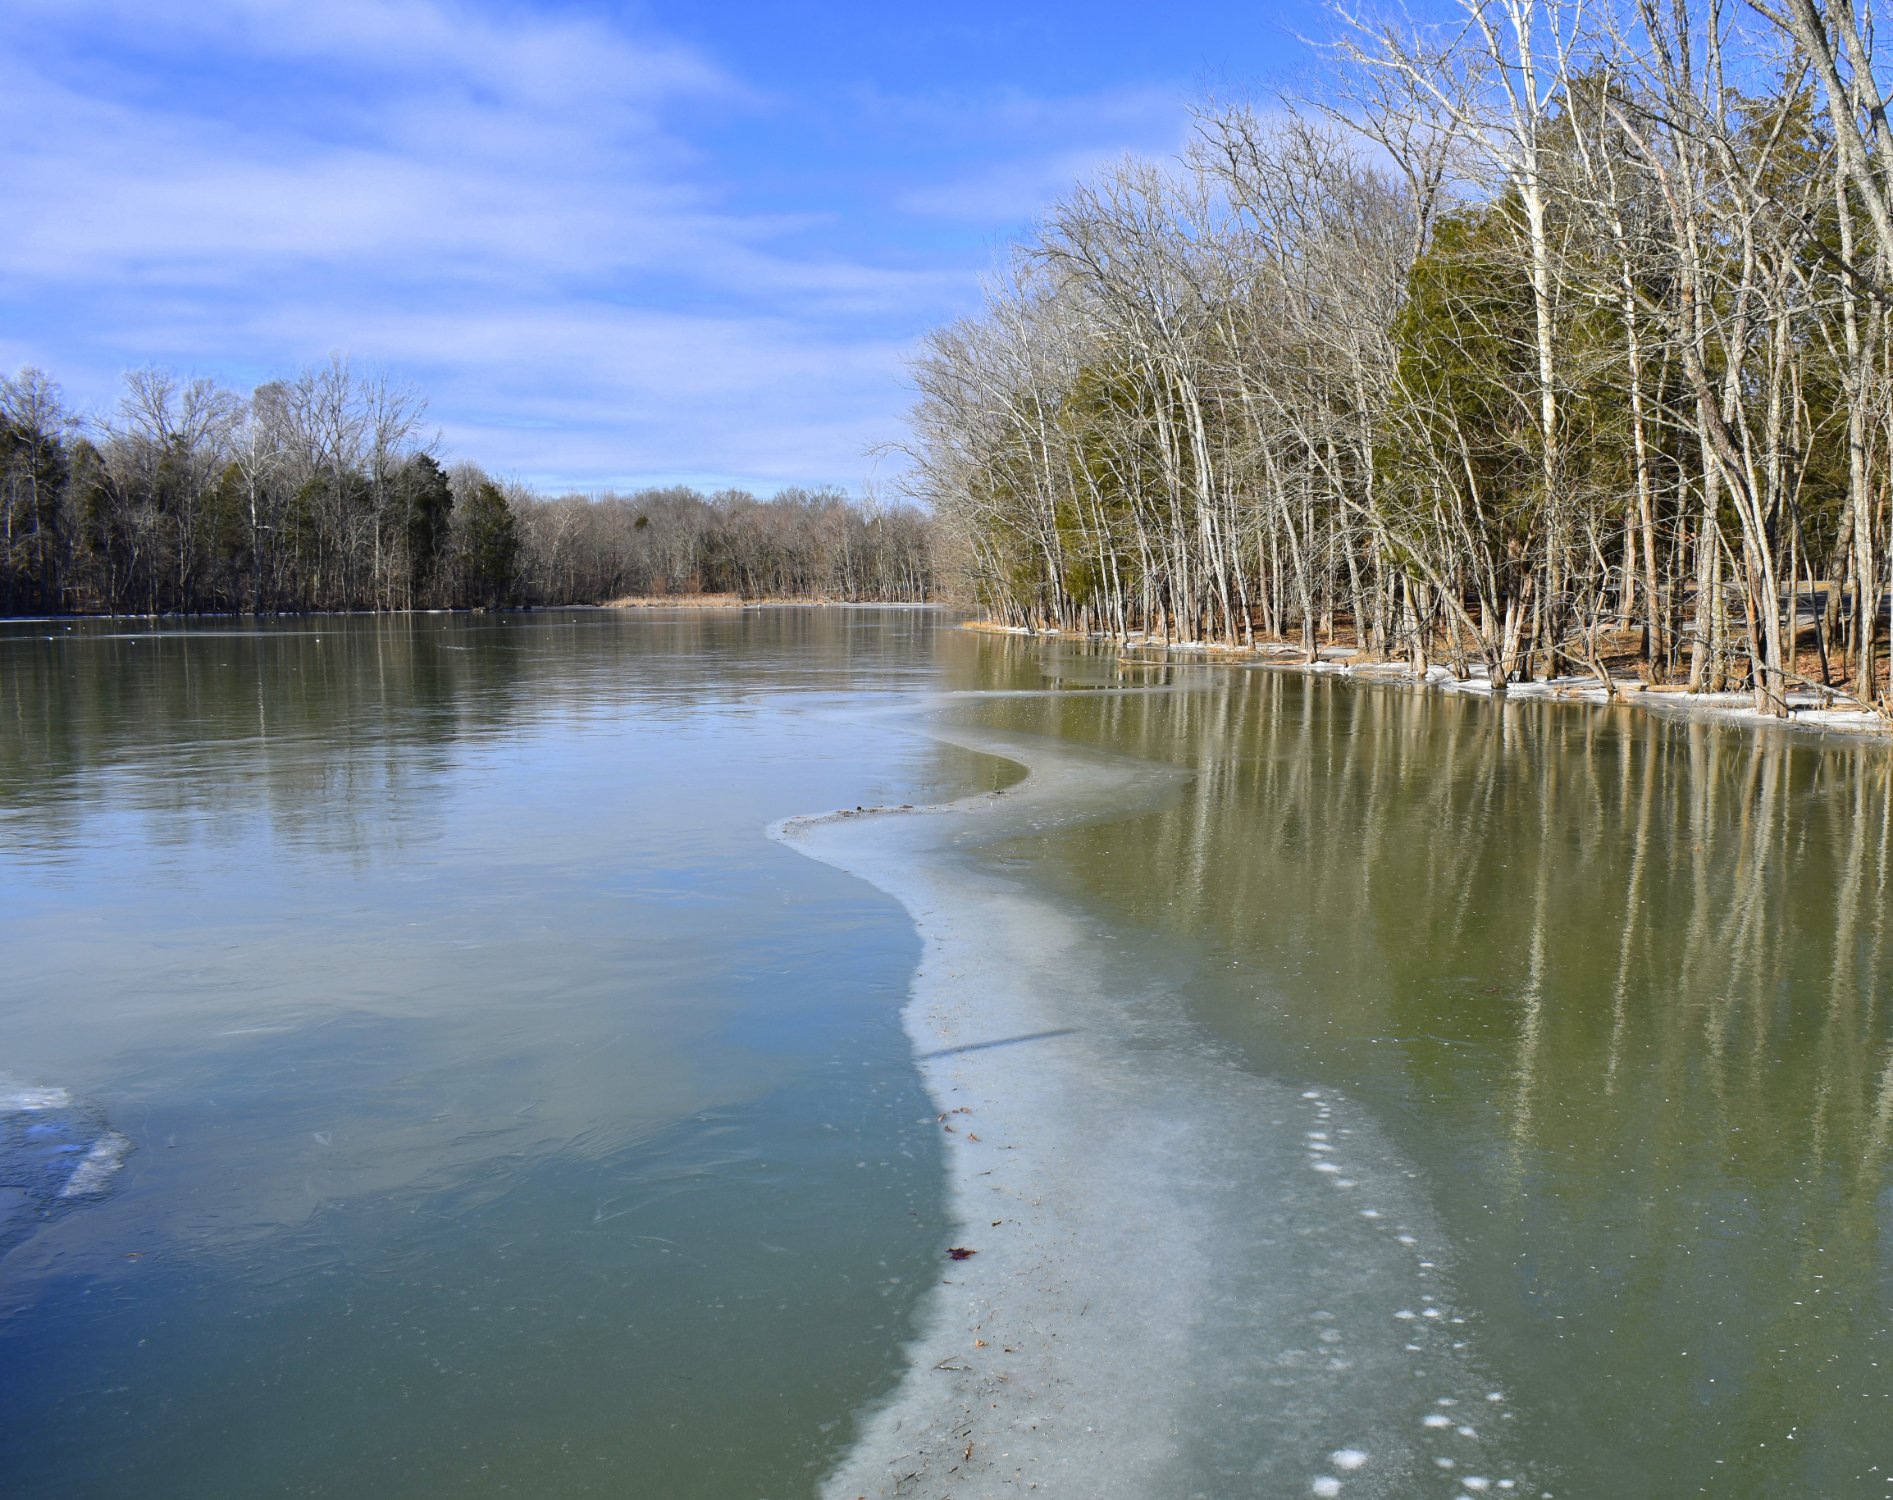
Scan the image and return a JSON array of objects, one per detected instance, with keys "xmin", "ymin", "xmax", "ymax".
[{"xmin": 906, "ymin": 0, "xmax": 1893, "ymax": 714}]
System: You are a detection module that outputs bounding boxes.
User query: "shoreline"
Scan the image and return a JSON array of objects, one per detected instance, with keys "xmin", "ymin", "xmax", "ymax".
[
  {"xmin": 0, "ymin": 600, "xmax": 939, "ymax": 626},
  {"xmin": 961, "ymin": 619, "xmax": 1893, "ymax": 741},
  {"xmin": 599, "ymin": 595, "xmax": 936, "ymax": 610},
  {"xmin": 775, "ymin": 706, "xmax": 1542, "ymax": 1498}
]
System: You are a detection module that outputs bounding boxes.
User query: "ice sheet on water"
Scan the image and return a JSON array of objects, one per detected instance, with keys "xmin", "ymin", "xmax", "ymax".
[
  {"xmin": 780, "ymin": 711, "xmax": 1546, "ymax": 1499},
  {"xmin": 59, "ymin": 1132, "xmax": 134, "ymax": 1198},
  {"xmin": 0, "ymin": 1085, "xmax": 71, "ymax": 1112},
  {"xmin": 0, "ymin": 1079, "xmax": 133, "ymax": 1244}
]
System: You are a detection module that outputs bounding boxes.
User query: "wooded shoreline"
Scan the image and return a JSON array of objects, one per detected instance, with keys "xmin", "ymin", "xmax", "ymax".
[
  {"xmin": 962, "ymin": 618, "xmax": 1893, "ymax": 737},
  {"xmin": 909, "ymin": 2, "xmax": 1893, "ymax": 725},
  {"xmin": 0, "ymin": 361, "xmax": 933, "ymax": 617}
]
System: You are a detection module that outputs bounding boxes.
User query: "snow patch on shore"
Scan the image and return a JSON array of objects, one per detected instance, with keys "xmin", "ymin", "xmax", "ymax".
[{"xmin": 1080, "ymin": 625, "xmax": 1892, "ymax": 739}]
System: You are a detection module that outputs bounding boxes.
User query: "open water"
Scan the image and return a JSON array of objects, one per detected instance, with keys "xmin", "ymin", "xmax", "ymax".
[{"xmin": 2, "ymin": 610, "xmax": 1889, "ymax": 1497}]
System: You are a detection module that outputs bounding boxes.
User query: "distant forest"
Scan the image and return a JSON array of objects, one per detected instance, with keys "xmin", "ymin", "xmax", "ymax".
[{"xmin": 0, "ymin": 361, "xmax": 932, "ymax": 616}]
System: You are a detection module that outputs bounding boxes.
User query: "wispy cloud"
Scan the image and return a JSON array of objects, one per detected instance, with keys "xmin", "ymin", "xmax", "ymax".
[
  {"xmin": 0, "ymin": 1, "xmax": 743, "ymax": 287},
  {"xmin": 1, "ymin": 0, "xmax": 1202, "ymax": 491},
  {"xmin": 883, "ymin": 86, "xmax": 1195, "ymax": 225}
]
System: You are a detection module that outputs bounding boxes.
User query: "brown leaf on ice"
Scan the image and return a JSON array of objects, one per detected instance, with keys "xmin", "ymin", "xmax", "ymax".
[{"xmin": 947, "ymin": 1246, "xmax": 977, "ymax": 1260}]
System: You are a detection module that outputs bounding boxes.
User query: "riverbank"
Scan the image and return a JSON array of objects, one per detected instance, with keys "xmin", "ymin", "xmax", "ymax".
[
  {"xmin": 962, "ymin": 619, "xmax": 1893, "ymax": 739},
  {"xmin": 600, "ymin": 593, "xmax": 778, "ymax": 609},
  {"xmin": 600, "ymin": 594, "xmax": 936, "ymax": 610},
  {"xmin": 0, "ymin": 598, "xmax": 935, "ymax": 624}
]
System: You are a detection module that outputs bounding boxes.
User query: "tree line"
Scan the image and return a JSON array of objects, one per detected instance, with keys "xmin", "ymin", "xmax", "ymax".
[
  {"xmin": 906, "ymin": 0, "xmax": 1893, "ymax": 714},
  {"xmin": 0, "ymin": 359, "xmax": 931, "ymax": 616}
]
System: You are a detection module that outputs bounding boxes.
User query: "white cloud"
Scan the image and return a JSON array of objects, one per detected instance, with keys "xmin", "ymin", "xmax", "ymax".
[
  {"xmin": 8, "ymin": 0, "xmax": 734, "ymax": 109},
  {"xmin": 0, "ymin": 0, "xmax": 1199, "ymax": 490},
  {"xmin": 0, "ymin": 6, "xmax": 737, "ymax": 286},
  {"xmin": 897, "ymin": 147, "xmax": 1148, "ymax": 224}
]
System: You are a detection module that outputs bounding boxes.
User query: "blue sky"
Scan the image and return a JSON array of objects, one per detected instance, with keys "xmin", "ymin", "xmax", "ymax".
[{"xmin": 1, "ymin": 0, "xmax": 1317, "ymax": 495}]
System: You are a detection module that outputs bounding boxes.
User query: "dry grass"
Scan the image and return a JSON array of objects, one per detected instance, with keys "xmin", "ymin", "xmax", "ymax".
[
  {"xmin": 599, "ymin": 593, "xmax": 751, "ymax": 609},
  {"xmin": 598, "ymin": 593, "xmax": 860, "ymax": 609}
]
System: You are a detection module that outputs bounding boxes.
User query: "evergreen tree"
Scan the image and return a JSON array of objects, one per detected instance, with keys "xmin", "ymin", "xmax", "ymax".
[
  {"xmin": 399, "ymin": 453, "xmax": 454, "ymax": 603},
  {"xmin": 461, "ymin": 480, "xmax": 519, "ymax": 607}
]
